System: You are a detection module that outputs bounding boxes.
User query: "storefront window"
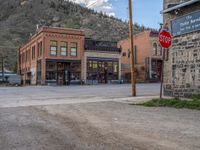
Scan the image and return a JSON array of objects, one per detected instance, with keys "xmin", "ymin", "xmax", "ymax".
[
  {"xmin": 61, "ymin": 42, "xmax": 67, "ymax": 56},
  {"xmin": 46, "ymin": 72, "xmax": 57, "ymax": 80},
  {"xmin": 87, "ymin": 59, "xmax": 119, "ymax": 82},
  {"xmin": 107, "ymin": 62, "xmax": 113, "ymax": 72},
  {"xmin": 92, "ymin": 61, "xmax": 98, "ymax": 72},
  {"xmin": 50, "ymin": 41, "xmax": 57, "ymax": 56},
  {"xmin": 113, "ymin": 62, "xmax": 118, "ymax": 73}
]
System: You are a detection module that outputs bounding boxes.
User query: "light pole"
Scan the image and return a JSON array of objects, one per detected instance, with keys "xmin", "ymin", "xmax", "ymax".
[{"xmin": 128, "ymin": 0, "xmax": 136, "ymax": 96}]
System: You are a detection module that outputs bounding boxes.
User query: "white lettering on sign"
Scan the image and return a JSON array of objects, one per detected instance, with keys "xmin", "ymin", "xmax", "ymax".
[{"xmin": 159, "ymin": 35, "xmax": 171, "ymax": 44}]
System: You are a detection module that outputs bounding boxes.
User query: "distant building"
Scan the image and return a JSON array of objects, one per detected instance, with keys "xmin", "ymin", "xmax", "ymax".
[
  {"xmin": 162, "ymin": 0, "xmax": 200, "ymax": 97},
  {"xmin": 18, "ymin": 27, "xmax": 121, "ymax": 85},
  {"xmin": 83, "ymin": 39, "xmax": 121, "ymax": 84},
  {"xmin": 118, "ymin": 31, "xmax": 162, "ymax": 82},
  {"xmin": 18, "ymin": 27, "xmax": 85, "ymax": 85}
]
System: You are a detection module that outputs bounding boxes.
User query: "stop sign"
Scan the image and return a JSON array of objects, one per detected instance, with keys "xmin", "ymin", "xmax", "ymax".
[{"xmin": 159, "ymin": 30, "xmax": 172, "ymax": 48}]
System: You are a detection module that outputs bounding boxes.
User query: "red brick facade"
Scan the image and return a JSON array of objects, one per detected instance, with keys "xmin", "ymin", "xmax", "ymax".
[
  {"xmin": 118, "ymin": 31, "xmax": 163, "ymax": 82},
  {"xmin": 18, "ymin": 27, "xmax": 84, "ymax": 85},
  {"xmin": 18, "ymin": 27, "xmax": 121, "ymax": 85}
]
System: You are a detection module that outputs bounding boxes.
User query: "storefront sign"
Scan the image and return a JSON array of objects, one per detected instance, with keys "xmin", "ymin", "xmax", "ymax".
[{"xmin": 171, "ymin": 10, "xmax": 200, "ymax": 36}]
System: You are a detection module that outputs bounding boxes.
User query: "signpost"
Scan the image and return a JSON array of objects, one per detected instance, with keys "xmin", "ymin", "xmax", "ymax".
[{"xmin": 159, "ymin": 30, "xmax": 172, "ymax": 99}]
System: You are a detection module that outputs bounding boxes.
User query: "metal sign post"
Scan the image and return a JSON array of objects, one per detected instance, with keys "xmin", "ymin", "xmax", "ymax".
[
  {"xmin": 159, "ymin": 30, "xmax": 172, "ymax": 99},
  {"xmin": 160, "ymin": 48, "xmax": 165, "ymax": 99}
]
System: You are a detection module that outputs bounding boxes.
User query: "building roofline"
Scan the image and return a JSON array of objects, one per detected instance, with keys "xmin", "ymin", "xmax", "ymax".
[
  {"xmin": 31, "ymin": 26, "xmax": 84, "ymax": 39},
  {"xmin": 118, "ymin": 30, "xmax": 158, "ymax": 43},
  {"xmin": 19, "ymin": 26, "xmax": 84, "ymax": 51},
  {"xmin": 161, "ymin": 0, "xmax": 200, "ymax": 14},
  {"xmin": 85, "ymin": 38, "xmax": 118, "ymax": 44}
]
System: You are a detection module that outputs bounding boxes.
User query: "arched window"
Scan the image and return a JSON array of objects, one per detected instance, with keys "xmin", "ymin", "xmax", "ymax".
[{"xmin": 153, "ymin": 43, "xmax": 157, "ymax": 56}]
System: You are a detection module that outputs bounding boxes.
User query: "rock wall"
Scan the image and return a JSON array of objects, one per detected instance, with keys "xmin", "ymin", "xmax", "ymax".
[{"xmin": 163, "ymin": 1, "xmax": 200, "ymax": 97}]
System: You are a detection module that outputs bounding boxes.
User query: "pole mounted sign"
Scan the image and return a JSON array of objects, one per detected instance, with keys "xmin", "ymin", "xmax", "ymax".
[
  {"xmin": 159, "ymin": 30, "xmax": 172, "ymax": 99},
  {"xmin": 159, "ymin": 30, "xmax": 172, "ymax": 48}
]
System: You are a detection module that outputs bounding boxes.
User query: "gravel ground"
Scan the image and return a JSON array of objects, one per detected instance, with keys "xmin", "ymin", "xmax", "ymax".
[{"xmin": 0, "ymin": 101, "xmax": 200, "ymax": 150}]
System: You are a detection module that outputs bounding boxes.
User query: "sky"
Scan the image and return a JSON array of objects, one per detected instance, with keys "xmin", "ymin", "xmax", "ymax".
[{"xmin": 67, "ymin": 0, "xmax": 163, "ymax": 29}]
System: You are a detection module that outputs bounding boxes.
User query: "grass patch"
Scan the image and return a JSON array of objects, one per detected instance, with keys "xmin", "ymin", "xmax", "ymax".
[{"xmin": 137, "ymin": 96, "xmax": 200, "ymax": 110}]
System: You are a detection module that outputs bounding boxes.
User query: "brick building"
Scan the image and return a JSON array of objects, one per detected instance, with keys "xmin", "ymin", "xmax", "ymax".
[
  {"xmin": 118, "ymin": 31, "xmax": 162, "ymax": 82},
  {"xmin": 18, "ymin": 27, "xmax": 121, "ymax": 85},
  {"xmin": 162, "ymin": 0, "xmax": 200, "ymax": 97}
]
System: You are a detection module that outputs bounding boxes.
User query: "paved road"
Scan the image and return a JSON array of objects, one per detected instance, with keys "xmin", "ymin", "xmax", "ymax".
[{"xmin": 0, "ymin": 83, "xmax": 160, "ymax": 108}]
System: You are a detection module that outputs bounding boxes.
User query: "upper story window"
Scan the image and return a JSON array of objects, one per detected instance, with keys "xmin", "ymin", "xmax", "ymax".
[
  {"xmin": 50, "ymin": 41, "xmax": 57, "ymax": 56},
  {"xmin": 71, "ymin": 42, "xmax": 77, "ymax": 57},
  {"xmin": 122, "ymin": 52, "xmax": 126, "ymax": 57},
  {"xmin": 134, "ymin": 46, "xmax": 137, "ymax": 64},
  {"xmin": 25, "ymin": 51, "xmax": 28, "ymax": 62},
  {"xmin": 32, "ymin": 46, "xmax": 35, "ymax": 60},
  {"xmin": 128, "ymin": 49, "xmax": 130, "ymax": 58},
  {"xmin": 28, "ymin": 49, "xmax": 31, "ymax": 62},
  {"xmin": 158, "ymin": 45, "xmax": 162, "ymax": 56},
  {"xmin": 38, "ymin": 42, "xmax": 42, "ymax": 57},
  {"xmin": 153, "ymin": 43, "xmax": 157, "ymax": 56},
  {"xmin": 61, "ymin": 42, "xmax": 68, "ymax": 56}
]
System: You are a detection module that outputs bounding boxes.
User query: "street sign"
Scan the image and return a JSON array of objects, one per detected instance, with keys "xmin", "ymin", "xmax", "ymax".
[{"xmin": 159, "ymin": 30, "xmax": 172, "ymax": 49}]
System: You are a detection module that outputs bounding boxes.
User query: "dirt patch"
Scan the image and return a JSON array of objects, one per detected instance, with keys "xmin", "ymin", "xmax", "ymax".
[{"xmin": 0, "ymin": 102, "xmax": 200, "ymax": 150}]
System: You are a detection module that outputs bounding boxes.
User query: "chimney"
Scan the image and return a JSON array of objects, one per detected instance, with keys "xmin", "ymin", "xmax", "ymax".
[{"xmin": 36, "ymin": 24, "xmax": 39, "ymax": 32}]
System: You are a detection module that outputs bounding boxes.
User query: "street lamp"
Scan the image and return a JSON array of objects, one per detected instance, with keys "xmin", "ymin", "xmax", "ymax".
[{"xmin": 128, "ymin": 0, "xmax": 136, "ymax": 96}]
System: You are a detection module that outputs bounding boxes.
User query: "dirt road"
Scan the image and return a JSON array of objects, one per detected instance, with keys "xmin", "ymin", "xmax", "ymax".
[{"xmin": 0, "ymin": 101, "xmax": 200, "ymax": 150}]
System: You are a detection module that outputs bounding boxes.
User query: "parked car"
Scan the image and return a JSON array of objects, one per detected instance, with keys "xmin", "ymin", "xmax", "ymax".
[{"xmin": 6, "ymin": 74, "xmax": 21, "ymax": 86}]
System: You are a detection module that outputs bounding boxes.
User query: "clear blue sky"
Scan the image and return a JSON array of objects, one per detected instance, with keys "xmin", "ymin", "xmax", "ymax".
[{"xmin": 110, "ymin": 0, "xmax": 163, "ymax": 29}]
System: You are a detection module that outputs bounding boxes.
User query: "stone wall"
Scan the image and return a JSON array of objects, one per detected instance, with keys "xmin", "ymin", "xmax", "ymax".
[
  {"xmin": 163, "ymin": 1, "xmax": 200, "ymax": 97},
  {"xmin": 164, "ymin": 31, "xmax": 200, "ymax": 97}
]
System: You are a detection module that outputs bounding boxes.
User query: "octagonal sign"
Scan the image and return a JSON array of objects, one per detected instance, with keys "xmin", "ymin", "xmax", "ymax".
[{"xmin": 159, "ymin": 30, "xmax": 172, "ymax": 49}]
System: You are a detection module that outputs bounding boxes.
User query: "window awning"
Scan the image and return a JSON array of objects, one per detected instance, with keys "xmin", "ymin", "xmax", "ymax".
[{"xmin": 161, "ymin": 0, "xmax": 200, "ymax": 14}]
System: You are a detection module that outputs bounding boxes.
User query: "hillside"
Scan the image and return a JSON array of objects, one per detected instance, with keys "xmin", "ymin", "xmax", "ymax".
[{"xmin": 0, "ymin": 0, "xmax": 149, "ymax": 71}]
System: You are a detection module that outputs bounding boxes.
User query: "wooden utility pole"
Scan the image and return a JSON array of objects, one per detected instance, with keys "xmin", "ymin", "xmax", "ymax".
[{"xmin": 128, "ymin": 0, "xmax": 136, "ymax": 96}]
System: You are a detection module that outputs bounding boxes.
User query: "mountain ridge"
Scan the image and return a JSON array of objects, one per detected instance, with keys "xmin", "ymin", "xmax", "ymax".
[{"xmin": 0, "ymin": 0, "xmax": 152, "ymax": 71}]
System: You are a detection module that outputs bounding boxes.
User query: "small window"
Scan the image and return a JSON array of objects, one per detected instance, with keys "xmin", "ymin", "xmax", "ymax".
[
  {"xmin": 128, "ymin": 49, "xmax": 130, "ymax": 58},
  {"xmin": 37, "ymin": 42, "xmax": 42, "ymax": 57},
  {"xmin": 32, "ymin": 46, "xmax": 35, "ymax": 60},
  {"xmin": 61, "ymin": 42, "xmax": 67, "ymax": 56},
  {"xmin": 71, "ymin": 42, "xmax": 77, "ymax": 57},
  {"xmin": 122, "ymin": 52, "xmax": 126, "ymax": 57},
  {"xmin": 153, "ymin": 43, "xmax": 157, "ymax": 56},
  {"xmin": 39, "ymin": 42, "xmax": 42, "ymax": 57},
  {"xmin": 159, "ymin": 45, "xmax": 162, "ymax": 56},
  {"xmin": 50, "ymin": 41, "xmax": 57, "ymax": 56},
  {"xmin": 134, "ymin": 46, "xmax": 137, "ymax": 64},
  {"xmin": 26, "ymin": 51, "xmax": 28, "ymax": 62}
]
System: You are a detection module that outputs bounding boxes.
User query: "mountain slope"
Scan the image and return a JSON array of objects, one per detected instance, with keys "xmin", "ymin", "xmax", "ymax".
[{"xmin": 0, "ymin": 0, "xmax": 149, "ymax": 71}]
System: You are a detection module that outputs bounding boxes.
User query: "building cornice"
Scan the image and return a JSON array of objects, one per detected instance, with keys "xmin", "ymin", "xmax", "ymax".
[{"xmin": 161, "ymin": 0, "xmax": 200, "ymax": 14}]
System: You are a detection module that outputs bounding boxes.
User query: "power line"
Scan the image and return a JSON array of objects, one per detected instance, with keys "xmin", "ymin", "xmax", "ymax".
[{"xmin": 87, "ymin": 0, "xmax": 99, "ymax": 8}]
